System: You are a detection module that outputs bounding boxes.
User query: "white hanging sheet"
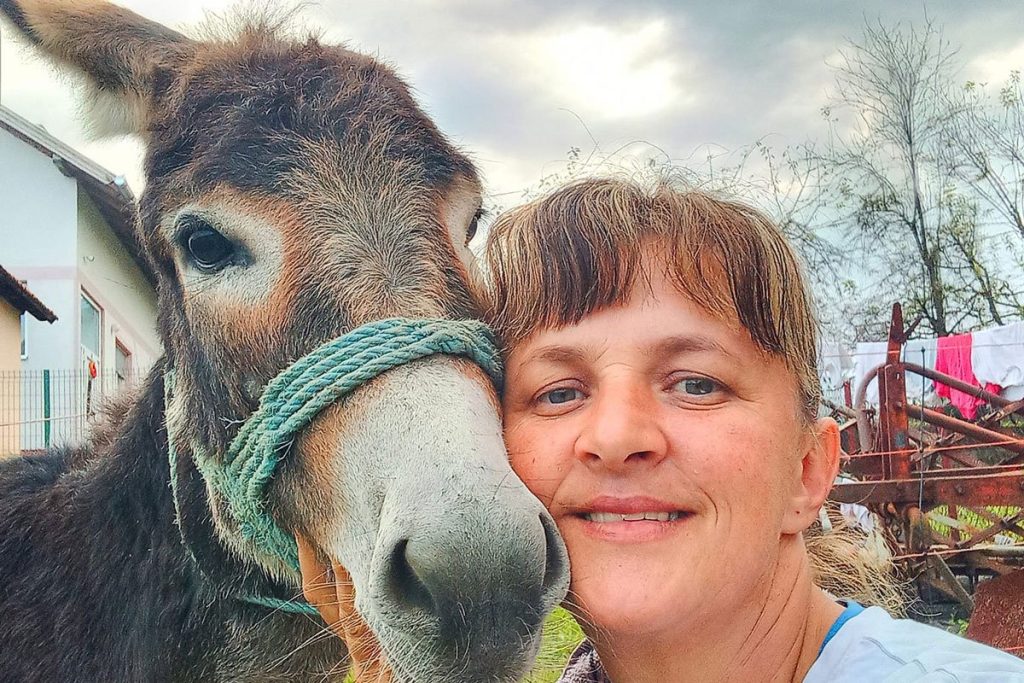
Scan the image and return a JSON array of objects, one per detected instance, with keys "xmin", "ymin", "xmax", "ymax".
[
  {"xmin": 819, "ymin": 342, "xmax": 854, "ymax": 408},
  {"xmin": 971, "ymin": 321, "xmax": 1024, "ymax": 402},
  {"xmin": 852, "ymin": 339, "xmax": 938, "ymax": 406}
]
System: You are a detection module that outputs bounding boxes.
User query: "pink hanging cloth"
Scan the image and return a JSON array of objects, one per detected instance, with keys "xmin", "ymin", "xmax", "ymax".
[{"xmin": 933, "ymin": 332, "xmax": 1002, "ymax": 420}]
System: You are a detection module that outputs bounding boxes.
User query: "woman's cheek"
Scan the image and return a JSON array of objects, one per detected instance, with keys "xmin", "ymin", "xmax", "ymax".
[
  {"xmin": 505, "ymin": 422, "xmax": 562, "ymax": 501},
  {"xmin": 504, "ymin": 422, "xmax": 539, "ymax": 475},
  {"xmin": 509, "ymin": 449, "xmax": 549, "ymax": 496}
]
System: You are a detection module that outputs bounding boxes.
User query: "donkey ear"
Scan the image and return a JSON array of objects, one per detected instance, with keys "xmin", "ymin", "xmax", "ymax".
[{"xmin": 0, "ymin": 0, "xmax": 194, "ymax": 136}]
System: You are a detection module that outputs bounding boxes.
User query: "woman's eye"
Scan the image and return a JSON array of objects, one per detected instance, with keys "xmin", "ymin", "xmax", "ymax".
[
  {"xmin": 541, "ymin": 387, "xmax": 583, "ymax": 405},
  {"xmin": 674, "ymin": 377, "xmax": 719, "ymax": 397}
]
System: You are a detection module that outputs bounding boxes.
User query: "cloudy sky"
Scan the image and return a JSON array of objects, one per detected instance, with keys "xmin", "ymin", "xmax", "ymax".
[{"xmin": 1, "ymin": 0, "xmax": 1022, "ymax": 204}]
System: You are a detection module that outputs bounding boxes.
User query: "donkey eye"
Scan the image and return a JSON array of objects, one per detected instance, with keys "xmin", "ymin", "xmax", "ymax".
[
  {"xmin": 178, "ymin": 217, "xmax": 236, "ymax": 272},
  {"xmin": 465, "ymin": 208, "xmax": 484, "ymax": 245}
]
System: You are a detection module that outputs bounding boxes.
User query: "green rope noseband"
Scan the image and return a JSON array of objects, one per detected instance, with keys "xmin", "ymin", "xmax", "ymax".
[{"xmin": 165, "ymin": 317, "xmax": 502, "ymax": 614}]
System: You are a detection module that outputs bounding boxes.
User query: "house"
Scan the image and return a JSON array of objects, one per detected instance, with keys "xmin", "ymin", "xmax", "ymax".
[
  {"xmin": 0, "ymin": 104, "xmax": 160, "ymax": 451},
  {"xmin": 0, "ymin": 266, "xmax": 55, "ymax": 456}
]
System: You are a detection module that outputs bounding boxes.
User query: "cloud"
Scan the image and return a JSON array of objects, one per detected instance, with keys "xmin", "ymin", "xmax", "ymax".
[
  {"xmin": 968, "ymin": 39, "xmax": 1024, "ymax": 85},
  {"xmin": 490, "ymin": 19, "xmax": 695, "ymax": 123},
  {"xmin": 2, "ymin": 0, "xmax": 1022, "ymax": 202}
]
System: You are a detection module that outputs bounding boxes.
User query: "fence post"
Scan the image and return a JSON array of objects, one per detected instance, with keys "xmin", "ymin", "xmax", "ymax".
[{"xmin": 43, "ymin": 369, "xmax": 51, "ymax": 449}]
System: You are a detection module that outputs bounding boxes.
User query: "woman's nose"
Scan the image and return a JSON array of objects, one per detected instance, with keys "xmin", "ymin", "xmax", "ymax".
[{"xmin": 574, "ymin": 380, "xmax": 668, "ymax": 468}]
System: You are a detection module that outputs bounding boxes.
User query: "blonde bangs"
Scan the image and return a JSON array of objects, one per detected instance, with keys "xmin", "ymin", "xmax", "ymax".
[
  {"xmin": 484, "ymin": 177, "xmax": 821, "ymax": 417},
  {"xmin": 484, "ymin": 180, "xmax": 650, "ymax": 344}
]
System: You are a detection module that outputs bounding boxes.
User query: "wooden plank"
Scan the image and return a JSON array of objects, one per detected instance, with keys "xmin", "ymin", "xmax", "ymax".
[{"xmin": 927, "ymin": 554, "xmax": 975, "ymax": 614}]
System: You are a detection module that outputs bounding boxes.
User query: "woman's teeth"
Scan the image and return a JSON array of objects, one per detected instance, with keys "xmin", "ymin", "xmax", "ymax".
[{"xmin": 583, "ymin": 511, "xmax": 681, "ymax": 522}]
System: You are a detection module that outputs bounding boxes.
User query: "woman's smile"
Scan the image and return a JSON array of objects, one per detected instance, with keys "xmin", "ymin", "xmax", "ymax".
[{"xmin": 564, "ymin": 495, "xmax": 694, "ymax": 542}]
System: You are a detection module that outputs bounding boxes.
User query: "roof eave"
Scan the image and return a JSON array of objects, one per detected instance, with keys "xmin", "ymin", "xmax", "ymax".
[{"xmin": 0, "ymin": 265, "xmax": 57, "ymax": 323}]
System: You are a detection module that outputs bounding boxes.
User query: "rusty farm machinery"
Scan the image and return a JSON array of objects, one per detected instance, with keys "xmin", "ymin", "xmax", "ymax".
[{"xmin": 827, "ymin": 304, "xmax": 1024, "ymax": 654}]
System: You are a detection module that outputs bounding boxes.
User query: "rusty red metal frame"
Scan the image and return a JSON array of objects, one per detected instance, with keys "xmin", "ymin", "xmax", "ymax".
[
  {"xmin": 829, "ymin": 305, "xmax": 1024, "ymax": 631},
  {"xmin": 833, "ymin": 303, "xmax": 1024, "ymax": 511}
]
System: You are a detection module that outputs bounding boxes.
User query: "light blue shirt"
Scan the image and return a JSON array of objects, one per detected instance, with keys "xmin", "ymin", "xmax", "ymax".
[{"xmin": 806, "ymin": 605, "xmax": 1024, "ymax": 682}]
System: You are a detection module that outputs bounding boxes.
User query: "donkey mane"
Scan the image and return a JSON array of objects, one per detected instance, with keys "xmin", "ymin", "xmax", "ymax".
[{"xmin": 97, "ymin": 5, "xmax": 307, "ymax": 136}]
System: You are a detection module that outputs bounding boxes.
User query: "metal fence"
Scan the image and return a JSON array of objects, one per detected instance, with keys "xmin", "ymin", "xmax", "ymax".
[{"xmin": 0, "ymin": 369, "xmax": 141, "ymax": 455}]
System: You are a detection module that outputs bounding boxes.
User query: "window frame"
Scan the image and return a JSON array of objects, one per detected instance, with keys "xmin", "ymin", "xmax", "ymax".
[
  {"xmin": 114, "ymin": 339, "xmax": 132, "ymax": 387},
  {"xmin": 19, "ymin": 310, "xmax": 28, "ymax": 360},
  {"xmin": 80, "ymin": 290, "xmax": 103, "ymax": 362}
]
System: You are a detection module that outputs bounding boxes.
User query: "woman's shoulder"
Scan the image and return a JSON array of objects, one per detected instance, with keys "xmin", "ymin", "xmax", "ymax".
[{"xmin": 807, "ymin": 605, "xmax": 1024, "ymax": 682}]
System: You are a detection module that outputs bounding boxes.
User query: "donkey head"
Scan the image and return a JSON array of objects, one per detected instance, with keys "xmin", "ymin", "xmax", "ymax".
[{"xmin": 1, "ymin": 1, "xmax": 568, "ymax": 680}]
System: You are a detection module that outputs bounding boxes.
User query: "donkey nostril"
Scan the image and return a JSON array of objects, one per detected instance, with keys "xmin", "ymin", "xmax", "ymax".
[
  {"xmin": 386, "ymin": 538, "xmax": 436, "ymax": 616},
  {"xmin": 539, "ymin": 513, "xmax": 567, "ymax": 596}
]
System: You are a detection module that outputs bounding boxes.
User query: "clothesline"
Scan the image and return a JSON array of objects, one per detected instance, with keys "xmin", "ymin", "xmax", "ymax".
[
  {"xmin": 820, "ymin": 340, "xmax": 1024, "ymax": 360},
  {"xmin": 821, "ymin": 322, "xmax": 1024, "ymax": 419}
]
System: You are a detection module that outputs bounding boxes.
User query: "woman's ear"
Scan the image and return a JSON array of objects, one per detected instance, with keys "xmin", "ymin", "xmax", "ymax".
[{"xmin": 782, "ymin": 417, "xmax": 841, "ymax": 535}]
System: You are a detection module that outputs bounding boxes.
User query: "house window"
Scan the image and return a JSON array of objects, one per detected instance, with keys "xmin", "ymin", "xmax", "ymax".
[
  {"xmin": 19, "ymin": 280, "xmax": 28, "ymax": 359},
  {"xmin": 20, "ymin": 311, "xmax": 28, "ymax": 359},
  {"xmin": 80, "ymin": 292, "xmax": 102, "ymax": 362},
  {"xmin": 115, "ymin": 341, "xmax": 132, "ymax": 388}
]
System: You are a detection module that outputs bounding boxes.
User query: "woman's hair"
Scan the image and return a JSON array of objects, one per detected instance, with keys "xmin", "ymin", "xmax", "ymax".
[{"xmin": 485, "ymin": 176, "xmax": 821, "ymax": 419}]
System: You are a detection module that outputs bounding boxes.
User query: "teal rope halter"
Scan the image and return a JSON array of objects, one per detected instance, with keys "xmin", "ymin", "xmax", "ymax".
[{"xmin": 165, "ymin": 318, "xmax": 503, "ymax": 615}]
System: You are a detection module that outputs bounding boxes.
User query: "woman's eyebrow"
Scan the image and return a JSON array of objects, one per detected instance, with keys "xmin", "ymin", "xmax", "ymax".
[
  {"xmin": 648, "ymin": 335, "xmax": 738, "ymax": 361},
  {"xmin": 524, "ymin": 345, "xmax": 589, "ymax": 366}
]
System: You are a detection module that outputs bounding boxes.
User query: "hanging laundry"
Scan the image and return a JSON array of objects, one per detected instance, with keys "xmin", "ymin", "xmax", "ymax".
[
  {"xmin": 902, "ymin": 338, "xmax": 939, "ymax": 405},
  {"xmin": 852, "ymin": 339, "xmax": 938, "ymax": 406},
  {"xmin": 972, "ymin": 321, "xmax": 1024, "ymax": 402},
  {"xmin": 853, "ymin": 342, "xmax": 888, "ymax": 406},
  {"xmin": 819, "ymin": 342, "xmax": 854, "ymax": 409},
  {"xmin": 934, "ymin": 333, "xmax": 1001, "ymax": 419}
]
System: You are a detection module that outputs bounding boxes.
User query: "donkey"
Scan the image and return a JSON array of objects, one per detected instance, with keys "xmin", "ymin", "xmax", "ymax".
[{"xmin": 0, "ymin": 2, "xmax": 569, "ymax": 681}]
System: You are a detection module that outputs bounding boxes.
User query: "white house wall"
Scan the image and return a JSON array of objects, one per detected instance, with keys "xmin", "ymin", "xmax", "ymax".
[
  {"xmin": 0, "ymin": 127, "xmax": 78, "ymax": 372},
  {"xmin": 76, "ymin": 189, "xmax": 160, "ymax": 377},
  {"xmin": 1, "ymin": 124, "xmax": 160, "ymax": 451}
]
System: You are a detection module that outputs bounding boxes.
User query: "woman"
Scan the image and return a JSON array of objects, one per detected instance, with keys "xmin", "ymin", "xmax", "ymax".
[{"xmin": 484, "ymin": 177, "xmax": 1024, "ymax": 682}]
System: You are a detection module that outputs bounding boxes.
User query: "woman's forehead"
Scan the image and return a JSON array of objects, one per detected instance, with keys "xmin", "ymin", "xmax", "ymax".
[
  {"xmin": 510, "ymin": 255, "xmax": 736, "ymax": 333},
  {"xmin": 508, "ymin": 271, "xmax": 757, "ymax": 364}
]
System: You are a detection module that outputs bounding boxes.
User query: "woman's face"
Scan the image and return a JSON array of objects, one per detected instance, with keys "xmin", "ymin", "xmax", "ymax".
[{"xmin": 502, "ymin": 266, "xmax": 837, "ymax": 641}]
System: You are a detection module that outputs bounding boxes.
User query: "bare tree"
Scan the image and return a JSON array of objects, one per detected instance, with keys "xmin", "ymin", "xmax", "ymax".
[
  {"xmin": 944, "ymin": 71, "xmax": 1024, "ymax": 241},
  {"xmin": 819, "ymin": 20, "xmax": 1022, "ymax": 336},
  {"xmin": 502, "ymin": 22, "xmax": 1024, "ymax": 342}
]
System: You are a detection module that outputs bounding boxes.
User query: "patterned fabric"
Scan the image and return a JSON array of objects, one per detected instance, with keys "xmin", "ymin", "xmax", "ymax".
[{"xmin": 558, "ymin": 640, "xmax": 611, "ymax": 683}]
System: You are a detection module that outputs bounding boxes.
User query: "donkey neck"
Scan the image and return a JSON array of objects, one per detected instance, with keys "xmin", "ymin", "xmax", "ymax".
[{"xmin": 40, "ymin": 364, "xmax": 340, "ymax": 679}]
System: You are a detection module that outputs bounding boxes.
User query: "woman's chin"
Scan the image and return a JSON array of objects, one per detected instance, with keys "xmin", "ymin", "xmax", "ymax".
[{"xmin": 569, "ymin": 572, "xmax": 695, "ymax": 639}]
